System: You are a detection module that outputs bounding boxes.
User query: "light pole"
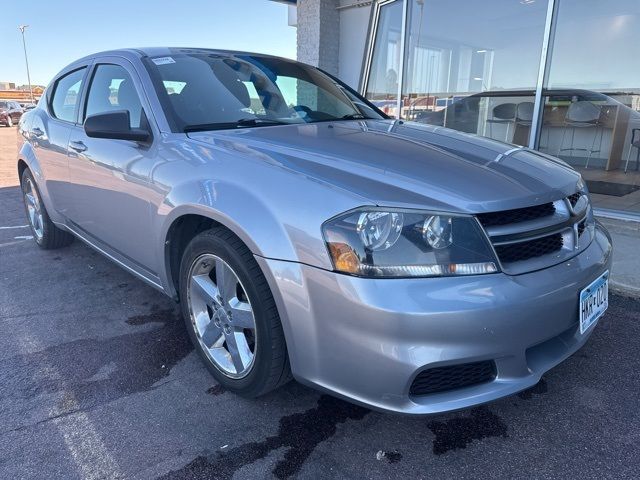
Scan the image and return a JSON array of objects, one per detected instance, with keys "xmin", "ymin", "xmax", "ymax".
[{"xmin": 18, "ymin": 25, "xmax": 34, "ymax": 104}]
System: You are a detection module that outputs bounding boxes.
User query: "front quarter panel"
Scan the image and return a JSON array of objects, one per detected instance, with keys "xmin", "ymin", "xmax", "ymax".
[
  {"xmin": 151, "ymin": 135, "xmax": 367, "ymax": 295},
  {"xmin": 17, "ymin": 109, "xmax": 67, "ymax": 224}
]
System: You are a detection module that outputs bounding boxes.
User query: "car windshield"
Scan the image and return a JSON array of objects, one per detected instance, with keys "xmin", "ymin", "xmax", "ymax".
[{"xmin": 143, "ymin": 52, "xmax": 384, "ymax": 132}]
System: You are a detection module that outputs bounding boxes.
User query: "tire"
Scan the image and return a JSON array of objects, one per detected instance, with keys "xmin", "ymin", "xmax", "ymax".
[
  {"xmin": 7, "ymin": 116, "xmax": 13, "ymax": 127},
  {"xmin": 179, "ymin": 227, "xmax": 291, "ymax": 397},
  {"xmin": 20, "ymin": 168, "xmax": 74, "ymax": 249}
]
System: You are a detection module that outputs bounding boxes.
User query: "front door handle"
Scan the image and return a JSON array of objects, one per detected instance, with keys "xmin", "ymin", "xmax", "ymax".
[
  {"xmin": 69, "ymin": 141, "xmax": 87, "ymax": 153},
  {"xmin": 31, "ymin": 127, "xmax": 44, "ymax": 138}
]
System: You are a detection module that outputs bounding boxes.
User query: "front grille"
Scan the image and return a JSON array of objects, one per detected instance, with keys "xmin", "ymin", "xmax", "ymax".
[
  {"xmin": 476, "ymin": 191, "xmax": 591, "ymax": 274},
  {"xmin": 568, "ymin": 192, "xmax": 582, "ymax": 208},
  {"xmin": 495, "ymin": 233, "xmax": 563, "ymax": 263},
  {"xmin": 409, "ymin": 361, "xmax": 496, "ymax": 396},
  {"xmin": 577, "ymin": 219, "xmax": 586, "ymax": 236},
  {"xmin": 477, "ymin": 202, "xmax": 556, "ymax": 228}
]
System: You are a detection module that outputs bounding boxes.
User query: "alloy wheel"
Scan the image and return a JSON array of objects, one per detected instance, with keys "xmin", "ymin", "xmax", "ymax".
[
  {"xmin": 23, "ymin": 177, "xmax": 43, "ymax": 241},
  {"xmin": 187, "ymin": 253, "xmax": 257, "ymax": 378}
]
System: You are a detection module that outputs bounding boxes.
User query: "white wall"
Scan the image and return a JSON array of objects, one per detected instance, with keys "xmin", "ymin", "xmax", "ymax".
[
  {"xmin": 293, "ymin": 0, "xmax": 372, "ymax": 88},
  {"xmin": 337, "ymin": 1, "xmax": 373, "ymax": 89}
]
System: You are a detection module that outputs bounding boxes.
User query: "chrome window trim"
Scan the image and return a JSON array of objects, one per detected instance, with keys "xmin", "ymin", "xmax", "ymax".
[
  {"xmin": 528, "ymin": 0, "xmax": 557, "ymax": 149},
  {"xmin": 360, "ymin": 0, "xmax": 402, "ymax": 96},
  {"xmin": 396, "ymin": 0, "xmax": 409, "ymax": 120}
]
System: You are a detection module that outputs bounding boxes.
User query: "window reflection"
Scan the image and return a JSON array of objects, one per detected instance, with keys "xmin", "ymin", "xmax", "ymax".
[
  {"xmin": 540, "ymin": 0, "xmax": 640, "ymax": 212},
  {"xmin": 364, "ymin": 0, "xmax": 640, "ymax": 214},
  {"xmin": 400, "ymin": 0, "xmax": 547, "ymax": 146},
  {"xmin": 365, "ymin": 0, "xmax": 403, "ymax": 117}
]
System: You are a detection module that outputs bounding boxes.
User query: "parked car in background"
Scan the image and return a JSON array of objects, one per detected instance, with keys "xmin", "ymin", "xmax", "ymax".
[
  {"xmin": 16, "ymin": 48, "xmax": 612, "ymax": 414},
  {"xmin": 20, "ymin": 102, "xmax": 37, "ymax": 111},
  {"xmin": 0, "ymin": 100, "xmax": 23, "ymax": 126}
]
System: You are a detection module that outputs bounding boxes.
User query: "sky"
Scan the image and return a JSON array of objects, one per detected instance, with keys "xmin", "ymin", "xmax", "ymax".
[{"xmin": 0, "ymin": 0, "xmax": 296, "ymax": 86}]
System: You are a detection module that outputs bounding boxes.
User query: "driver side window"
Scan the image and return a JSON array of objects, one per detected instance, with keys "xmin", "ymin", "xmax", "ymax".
[
  {"xmin": 85, "ymin": 64, "xmax": 144, "ymax": 128},
  {"xmin": 274, "ymin": 75, "xmax": 355, "ymax": 119}
]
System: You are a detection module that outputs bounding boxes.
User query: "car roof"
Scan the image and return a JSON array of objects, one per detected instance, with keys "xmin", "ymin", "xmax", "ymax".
[
  {"xmin": 54, "ymin": 47, "xmax": 294, "ymax": 84},
  {"xmin": 69, "ymin": 47, "xmax": 290, "ymax": 66}
]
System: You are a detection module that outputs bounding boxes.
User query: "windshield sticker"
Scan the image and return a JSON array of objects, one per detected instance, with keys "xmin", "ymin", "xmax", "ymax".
[{"xmin": 152, "ymin": 56, "xmax": 176, "ymax": 66}]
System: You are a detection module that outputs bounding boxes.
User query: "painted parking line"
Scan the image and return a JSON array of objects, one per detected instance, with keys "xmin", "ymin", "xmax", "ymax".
[
  {"xmin": 0, "ymin": 225, "xmax": 29, "ymax": 230},
  {"xmin": 0, "ymin": 240, "xmax": 30, "ymax": 248}
]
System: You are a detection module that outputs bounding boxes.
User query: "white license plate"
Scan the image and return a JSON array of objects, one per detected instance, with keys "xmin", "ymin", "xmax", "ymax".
[{"xmin": 579, "ymin": 271, "xmax": 609, "ymax": 334}]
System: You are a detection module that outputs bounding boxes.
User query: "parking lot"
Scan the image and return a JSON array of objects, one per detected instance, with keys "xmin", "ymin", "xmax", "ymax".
[{"xmin": 1, "ymin": 125, "xmax": 639, "ymax": 479}]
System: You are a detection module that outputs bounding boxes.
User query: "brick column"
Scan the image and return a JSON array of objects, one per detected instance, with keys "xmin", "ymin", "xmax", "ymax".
[{"xmin": 296, "ymin": 0, "xmax": 340, "ymax": 76}]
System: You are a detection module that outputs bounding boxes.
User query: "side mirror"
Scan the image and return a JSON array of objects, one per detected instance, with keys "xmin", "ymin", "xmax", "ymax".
[{"xmin": 84, "ymin": 110, "xmax": 151, "ymax": 142}]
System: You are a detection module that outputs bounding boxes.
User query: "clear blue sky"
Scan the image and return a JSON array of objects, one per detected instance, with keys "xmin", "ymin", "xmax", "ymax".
[{"xmin": 1, "ymin": 0, "xmax": 296, "ymax": 86}]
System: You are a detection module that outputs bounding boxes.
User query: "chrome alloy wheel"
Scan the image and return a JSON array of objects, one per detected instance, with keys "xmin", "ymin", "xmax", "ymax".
[
  {"xmin": 23, "ymin": 177, "xmax": 44, "ymax": 241},
  {"xmin": 187, "ymin": 254, "xmax": 257, "ymax": 378}
]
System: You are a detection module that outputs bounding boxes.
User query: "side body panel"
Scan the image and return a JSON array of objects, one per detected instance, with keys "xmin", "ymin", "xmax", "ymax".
[
  {"xmin": 23, "ymin": 109, "xmax": 74, "ymax": 223},
  {"xmin": 149, "ymin": 134, "xmax": 368, "ymax": 297},
  {"xmin": 66, "ymin": 56, "xmax": 161, "ymax": 272}
]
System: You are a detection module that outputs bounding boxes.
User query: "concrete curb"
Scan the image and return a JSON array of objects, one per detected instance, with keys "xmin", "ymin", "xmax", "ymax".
[{"xmin": 611, "ymin": 281, "xmax": 640, "ymax": 298}]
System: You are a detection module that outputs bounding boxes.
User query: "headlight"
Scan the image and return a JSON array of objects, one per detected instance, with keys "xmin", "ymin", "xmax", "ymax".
[{"xmin": 322, "ymin": 208, "xmax": 499, "ymax": 278}]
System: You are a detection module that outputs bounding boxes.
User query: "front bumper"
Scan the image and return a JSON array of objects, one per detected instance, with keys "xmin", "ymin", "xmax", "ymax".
[{"xmin": 256, "ymin": 222, "xmax": 613, "ymax": 414}]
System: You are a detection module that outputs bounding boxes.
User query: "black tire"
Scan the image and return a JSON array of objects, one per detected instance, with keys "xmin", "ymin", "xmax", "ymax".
[
  {"xmin": 20, "ymin": 168, "xmax": 74, "ymax": 249},
  {"xmin": 179, "ymin": 227, "xmax": 291, "ymax": 397}
]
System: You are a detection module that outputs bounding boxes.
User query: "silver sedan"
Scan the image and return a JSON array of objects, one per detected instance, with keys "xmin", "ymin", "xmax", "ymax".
[{"xmin": 16, "ymin": 48, "xmax": 612, "ymax": 414}]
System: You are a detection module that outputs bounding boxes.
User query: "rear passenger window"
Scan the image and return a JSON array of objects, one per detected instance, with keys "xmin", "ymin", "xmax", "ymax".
[
  {"xmin": 85, "ymin": 64, "xmax": 144, "ymax": 128},
  {"xmin": 51, "ymin": 68, "xmax": 86, "ymax": 122}
]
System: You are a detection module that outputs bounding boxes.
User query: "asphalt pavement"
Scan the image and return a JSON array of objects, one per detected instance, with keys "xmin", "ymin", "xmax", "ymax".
[{"xmin": 1, "ymin": 126, "xmax": 639, "ymax": 479}]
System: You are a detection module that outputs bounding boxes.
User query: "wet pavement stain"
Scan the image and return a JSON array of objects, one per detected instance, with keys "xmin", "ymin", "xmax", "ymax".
[
  {"xmin": 377, "ymin": 450, "xmax": 403, "ymax": 464},
  {"xmin": 160, "ymin": 395, "xmax": 370, "ymax": 479},
  {"xmin": 206, "ymin": 385, "xmax": 226, "ymax": 396},
  {"xmin": 427, "ymin": 406, "xmax": 508, "ymax": 455},
  {"xmin": 517, "ymin": 378, "xmax": 548, "ymax": 400},
  {"xmin": 385, "ymin": 450, "xmax": 402, "ymax": 463},
  {"xmin": 3, "ymin": 308, "xmax": 192, "ymax": 412}
]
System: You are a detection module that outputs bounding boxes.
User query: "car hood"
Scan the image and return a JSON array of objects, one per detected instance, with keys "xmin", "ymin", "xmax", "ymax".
[{"xmin": 187, "ymin": 119, "xmax": 581, "ymax": 213}]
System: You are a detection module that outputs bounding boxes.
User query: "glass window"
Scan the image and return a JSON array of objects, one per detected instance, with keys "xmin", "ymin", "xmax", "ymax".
[
  {"xmin": 50, "ymin": 68, "xmax": 86, "ymax": 123},
  {"xmin": 364, "ymin": 0, "xmax": 404, "ymax": 117},
  {"xmin": 163, "ymin": 80, "xmax": 187, "ymax": 95},
  {"xmin": 539, "ymin": 0, "xmax": 640, "ymax": 214},
  {"xmin": 85, "ymin": 64, "xmax": 144, "ymax": 128},
  {"xmin": 144, "ymin": 54, "xmax": 383, "ymax": 131},
  {"xmin": 399, "ymin": 0, "xmax": 548, "ymax": 146}
]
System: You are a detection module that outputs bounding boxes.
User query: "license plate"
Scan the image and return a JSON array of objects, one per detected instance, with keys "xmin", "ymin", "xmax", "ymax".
[{"xmin": 579, "ymin": 271, "xmax": 609, "ymax": 334}]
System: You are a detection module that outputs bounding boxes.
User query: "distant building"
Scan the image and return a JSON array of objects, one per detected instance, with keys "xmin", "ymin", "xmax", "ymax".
[{"xmin": 0, "ymin": 84, "xmax": 44, "ymax": 102}]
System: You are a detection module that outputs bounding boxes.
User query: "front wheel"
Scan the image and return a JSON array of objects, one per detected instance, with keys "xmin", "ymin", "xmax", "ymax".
[
  {"xmin": 179, "ymin": 227, "xmax": 291, "ymax": 397},
  {"xmin": 6, "ymin": 116, "xmax": 13, "ymax": 127},
  {"xmin": 20, "ymin": 168, "xmax": 74, "ymax": 249}
]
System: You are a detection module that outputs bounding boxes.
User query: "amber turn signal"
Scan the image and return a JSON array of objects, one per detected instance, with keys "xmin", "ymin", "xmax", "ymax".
[{"xmin": 328, "ymin": 242, "xmax": 360, "ymax": 274}]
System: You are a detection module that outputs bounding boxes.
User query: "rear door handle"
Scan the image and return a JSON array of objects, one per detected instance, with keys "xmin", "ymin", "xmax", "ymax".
[{"xmin": 69, "ymin": 141, "xmax": 87, "ymax": 153}]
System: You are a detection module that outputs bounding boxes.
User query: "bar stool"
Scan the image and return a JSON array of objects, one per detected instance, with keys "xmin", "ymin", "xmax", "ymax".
[
  {"xmin": 557, "ymin": 101, "xmax": 603, "ymax": 168},
  {"xmin": 625, "ymin": 128, "xmax": 640, "ymax": 173},
  {"xmin": 515, "ymin": 102, "xmax": 534, "ymax": 127},
  {"xmin": 487, "ymin": 103, "xmax": 517, "ymax": 142}
]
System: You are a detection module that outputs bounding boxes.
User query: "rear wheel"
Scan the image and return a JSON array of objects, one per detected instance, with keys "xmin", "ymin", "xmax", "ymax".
[
  {"xmin": 179, "ymin": 227, "xmax": 291, "ymax": 397},
  {"xmin": 20, "ymin": 168, "xmax": 74, "ymax": 249}
]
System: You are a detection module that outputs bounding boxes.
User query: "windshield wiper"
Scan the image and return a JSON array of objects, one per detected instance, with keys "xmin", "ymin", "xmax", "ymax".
[
  {"xmin": 184, "ymin": 118, "xmax": 288, "ymax": 133},
  {"xmin": 340, "ymin": 113, "xmax": 369, "ymax": 120},
  {"xmin": 235, "ymin": 118, "xmax": 289, "ymax": 128}
]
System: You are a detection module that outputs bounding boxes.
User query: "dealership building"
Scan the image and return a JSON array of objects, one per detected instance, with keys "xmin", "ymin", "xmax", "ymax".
[{"xmin": 273, "ymin": 0, "xmax": 640, "ymax": 219}]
